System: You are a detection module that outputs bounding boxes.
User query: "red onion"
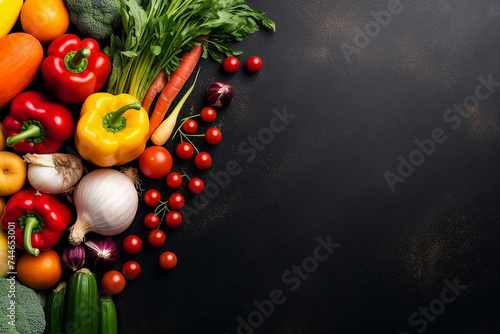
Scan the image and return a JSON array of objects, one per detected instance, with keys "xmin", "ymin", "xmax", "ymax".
[
  {"xmin": 62, "ymin": 245, "xmax": 86, "ymax": 271},
  {"xmin": 85, "ymin": 236, "xmax": 120, "ymax": 266},
  {"xmin": 206, "ymin": 82, "xmax": 233, "ymax": 108}
]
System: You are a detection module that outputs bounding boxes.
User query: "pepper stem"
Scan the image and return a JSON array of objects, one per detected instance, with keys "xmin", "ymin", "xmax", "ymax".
[
  {"xmin": 102, "ymin": 102, "xmax": 142, "ymax": 132},
  {"xmin": 23, "ymin": 217, "xmax": 41, "ymax": 257},
  {"xmin": 6, "ymin": 123, "xmax": 42, "ymax": 147},
  {"xmin": 64, "ymin": 47, "xmax": 91, "ymax": 73}
]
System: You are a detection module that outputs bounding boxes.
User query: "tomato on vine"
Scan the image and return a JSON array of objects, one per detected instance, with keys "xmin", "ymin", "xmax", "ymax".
[
  {"xmin": 148, "ymin": 229, "xmax": 166, "ymax": 247},
  {"xmin": 168, "ymin": 193, "xmax": 185, "ymax": 210},
  {"xmin": 205, "ymin": 127, "xmax": 222, "ymax": 145},
  {"xmin": 176, "ymin": 142, "xmax": 194, "ymax": 159},
  {"xmin": 144, "ymin": 189, "xmax": 161, "ymax": 206},
  {"xmin": 123, "ymin": 235, "xmax": 142, "ymax": 254},
  {"xmin": 200, "ymin": 107, "xmax": 216, "ymax": 122},
  {"xmin": 194, "ymin": 152, "xmax": 211, "ymax": 169},
  {"xmin": 188, "ymin": 178, "xmax": 204, "ymax": 194},
  {"xmin": 122, "ymin": 261, "xmax": 141, "ymax": 279},
  {"xmin": 166, "ymin": 172, "xmax": 183, "ymax": 189},
  {"xmin": 144, "ymin": 213, "xmax": 160, "ymax": 229},
  {"xmin": 183, "ymin": 119, "xmax": 198, "ymax": 134},
  {"xmin": 165, "ymin": 211, "xmax": 182, "ymax": 227}
]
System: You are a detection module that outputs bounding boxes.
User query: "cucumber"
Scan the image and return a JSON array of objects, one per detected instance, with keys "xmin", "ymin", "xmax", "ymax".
[
  {"xmin": 65, "ymin": 268, "xmax": 99, "ymax": 334},
  {"xmin": 99, "ymin": 294, "xmax": 118, "ymax": 334},
  {"xmin": 46, "ymin": 281, "xmax": 66, "ymax": 334}
]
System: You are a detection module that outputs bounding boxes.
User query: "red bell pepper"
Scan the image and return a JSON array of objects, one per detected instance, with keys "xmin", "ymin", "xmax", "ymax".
[
  {"xmin": 41, "ymin": 34, "xmax": 111, "ymax": 104},
  {"xmin": 0, "ymin": 188, "xmax": 73, "ymax": 257},
  {"xmin": 3, "ymin": 91, "xmax": 74, "ymax": 154}
]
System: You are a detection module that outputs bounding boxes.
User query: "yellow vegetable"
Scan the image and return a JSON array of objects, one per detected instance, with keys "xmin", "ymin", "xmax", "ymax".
[
  {"xmin": 0, "ymin": 0, "xmax": 23, "ymax": 38},
  {"xmin": 0, "ymin": 123, "xmax": 7, "ymax": 151},
  {"xmin": 0, "ymin": 227, "xmax": 16, "ymax": 278}
]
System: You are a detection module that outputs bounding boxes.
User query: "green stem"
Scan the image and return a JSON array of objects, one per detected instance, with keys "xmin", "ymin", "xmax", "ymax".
[
  {"xmin": 102, "ymin": 102, "xmax": 142, "ymax": 132},
  {"xmin": 181, "ymin": 132, "xmax": 199, "ymax": 154},
  {"xmin": 6, "ymin": 124, "xmax": 41, "ymax": 147},
  {"xmin": 65, "ymin": 47, "xmax": 91, "ymax": 73},
  {"xmin": 23, "ymin": 217, "xmax": 41, "ymax": 257}
]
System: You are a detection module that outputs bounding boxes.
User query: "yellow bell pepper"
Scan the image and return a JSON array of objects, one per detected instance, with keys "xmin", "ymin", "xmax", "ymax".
[
  {"xmin": 75, "ymin": 93, "xmax": 149, "ymax": 167},
  {"xmin": 0, "ymin": 0, "xmax": 23, "ymax": 38}
]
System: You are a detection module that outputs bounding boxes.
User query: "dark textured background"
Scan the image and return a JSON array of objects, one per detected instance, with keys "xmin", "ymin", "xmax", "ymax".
[{"xmin": 4, "ymin": 0, "xmax": 500, "ymax": 333}]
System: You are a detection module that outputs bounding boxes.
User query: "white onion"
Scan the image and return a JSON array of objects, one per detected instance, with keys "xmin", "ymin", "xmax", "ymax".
[
  {"xmin": 25, "ymin": 153, "xmax": 83, "ymax": 194},
  {"xmin": 69, "ymin": 168, "xmax": 139, "ymax": 246}
]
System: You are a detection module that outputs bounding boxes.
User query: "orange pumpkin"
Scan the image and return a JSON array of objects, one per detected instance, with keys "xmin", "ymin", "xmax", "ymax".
[
  {"xmin": 16, "ymin": 249, "xmax": 63, "ymax": 290},
  {"xmin": 0, "ymin": 151, "xmax": 27, "ymax": 196},
  {"xmin": 0, "ymin": 33, "xmax": 43, "ymax": 109}
]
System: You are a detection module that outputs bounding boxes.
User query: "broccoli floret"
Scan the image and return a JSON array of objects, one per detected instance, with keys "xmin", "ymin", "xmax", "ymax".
[
  {"xmin": 0, "ymin": 277, "xmax": 46, "ymax": 334},
  {"xmin": 65, "ymin": 0, "xmax": 121, "ymax": 40}
]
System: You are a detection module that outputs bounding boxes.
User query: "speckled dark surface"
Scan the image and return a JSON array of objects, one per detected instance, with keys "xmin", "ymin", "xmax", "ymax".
[{"xmin": 4, "ymin": 0, "xmax": 500, "ymax": 333}]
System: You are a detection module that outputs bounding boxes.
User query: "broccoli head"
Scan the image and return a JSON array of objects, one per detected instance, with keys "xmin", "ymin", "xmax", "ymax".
[
  {"xmin": 0, "ymin": 277, "xmax": 46, "ymax": 334},
  {"xmin": 66, "ymin": 0, "xmax": 141, "ymax": 40}
]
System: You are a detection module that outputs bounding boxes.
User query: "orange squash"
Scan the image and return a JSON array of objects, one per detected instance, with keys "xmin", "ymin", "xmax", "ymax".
[{"xmin": 0, "ymin": 33, "xmax": 43, "ymax": 109}]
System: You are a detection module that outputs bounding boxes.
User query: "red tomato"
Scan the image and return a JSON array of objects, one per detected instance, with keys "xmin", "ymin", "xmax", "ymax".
[
  {"xmin": 205, "ymin": 127, "xmax": 222, "ymax": 145},
  {"xmin": 165, "ymin": 211, "xmax": 182, "ymax": 227},
  {"xmin": 188, "ymin": 178, "xmax": 204, "ymax": 194},
  {"xmin": 194, "ymin": 152, "xmax": 211, "ymax": 169},
  {"xmin": 144, "ymin": 189, "xmax": 161, "ymax": 206},
  {"xmin": 123, "ymin": 235, "xmax": 142, "ymax": 254},
  {"xmin": 246, "ymin": 56, "xmax": 263, "ymax": 72},
  {"xmin": 182, "ymin": 119, "xmax": 198, "ymax": 134},
  {"xmin": 176, "ymin": 142, "xmax": 194, "ymax": 160},
  {"xmin": 144, "ymin": 213, "xmax": 160, "ymax": 229},
  {"xmin": 122, "ymin": 261, "xmax": 141, "ymax": 279},
  {"xmin": 159, "ymin": 251, "xmax": 177, "ymax": 270},
  {"xmin": 102, "ymin": 271, "xmax": 126, "ymax": 295},
  {"xmin": 222, "ymin": 56, "xmax": 239, "ymax": 73},
  {"xmin": 139, "ymin": 146, "xmax": 173, "ymax": 179},
  {"xmin": 166, "ymin": 172, "xmax": 183, "ymax": 189},
  {"xmin": 168, "ymin": 193, "xmax": 185, "ymax": 210},
  {"xmin": 148, "ymin": 229, "xmax": 166, "ymax": 247},
  {"xmin": 200, "ymin": 107, "xmax": 216, "ymax": 122}
]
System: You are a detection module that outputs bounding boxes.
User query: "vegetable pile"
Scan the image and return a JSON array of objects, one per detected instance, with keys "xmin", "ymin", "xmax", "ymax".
[{"xmin": 0, "ymin": 0, "xmax": 274, "ymax": 332}]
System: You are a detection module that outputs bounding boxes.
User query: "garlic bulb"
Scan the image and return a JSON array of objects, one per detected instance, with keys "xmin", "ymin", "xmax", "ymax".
[
  {"xmin": 25, "ymin": 153, "xmax": 83, "ymax": 194},
  {"xmin": 69, "ymin": 168, "xmax": 139, "ymax": 246}
]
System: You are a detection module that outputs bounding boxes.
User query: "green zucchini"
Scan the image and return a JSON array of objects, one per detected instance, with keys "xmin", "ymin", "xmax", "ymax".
[
  {"xmin": 99, "ymin": 294, "xmax": 118, "ymax": 334},
  {"xmin": 65, "ymin": 268, "xmax": 99, "ymax": 334},
  {"xmin": 46, "ymin": 281, "xmax": 66, "ymax": 334}
]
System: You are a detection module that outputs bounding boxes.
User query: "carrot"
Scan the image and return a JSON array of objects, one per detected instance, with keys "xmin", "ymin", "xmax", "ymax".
[
  {"xmin": 147, "ymin": 36, "xmax": 207, "ymax": 138},
  {"xmin": 150, "ymin": 68, "xmax": 200, "ymax": 146},
  {"xmin": 142, "ymin": 69, "xmax": 167, "ymax": 113}
]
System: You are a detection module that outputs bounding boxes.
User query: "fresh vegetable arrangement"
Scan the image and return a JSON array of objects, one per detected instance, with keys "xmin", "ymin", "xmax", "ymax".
[{"xmin": 0, "ymin": 0, "xmax": 274, "ymax": 331}]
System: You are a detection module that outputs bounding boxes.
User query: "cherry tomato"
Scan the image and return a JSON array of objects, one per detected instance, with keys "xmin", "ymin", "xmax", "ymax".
[
  {"xmin": 122, "ymin": 261, "xmax": 141, "ymax": 279},
  {"xmin": 194, "ymin": 152, "xmax": 212, "ymax": 169},
  {"xmin": 168, "ymin": 193, "xmax": 185, "ymax": 210},
  {"xmin": 188, "ymin": 178, "xmax": 204, "ymax": 194},
  {"xmin": 166, "ymin": 172, "xmax": 183, "ymax": 189},
  {"xmin": 123, "ymin": 235, "xmax": 142, "ymax": 254},
  {"xmin": 144, "ymin": 213, "xmax": 160, "ymax": 229},
  {"xmin": 222, "ymin": 56, "xmax": 239, "ymax": 73},
  {"xmin": 148, "ymin": 229, "xmax": 166, "ymax": 247},
  {"xmin": 200, "ymin": 107, "xmax": 216, "ymax": 123},
  {"xmin": 205, "ymin": 127, "xmax": 222, "ymax": 145},
  {"xmin": 144, "ymin": 189, "xmax": 161, "ymax": 206},
  {"xmin": 246, "ymin": 56, "xmax": 263, "ymax": 72},
  {"xmin": 159, "ymin": 251, "xmax": 177, "ymax": 270},
  {"xmin": 182, "ymin": 119, "xmax": 198, "ymax": 134},
  {"xmin": 165, "ymin": 211, "xmax": 182, "ymax": 227},
  {"xmin": 139, "ymin": 146, "xmax": 173, "ymax": 179},
  {"xmin": 102, "ymin": 270, "xmax": 126, "ymax": 295},
  {"xmin": 176, "ymin": 142, "xmax": 194, "ymax": 160}
]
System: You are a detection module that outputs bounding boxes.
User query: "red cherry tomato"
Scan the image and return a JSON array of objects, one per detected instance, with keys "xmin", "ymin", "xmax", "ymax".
[
  {"xmin": 165, "ymin": 211, "xmax": 182, "ymax": 227},
  {"xmin": 122, "ymin": 261, "xmax": 141, "ymax": 279},
  {"xmin": 102, "ymin": 271, "xmax": 126, "ymax": 295},
  {"xmin": 194, "ymin": 152, "xmax": 211, "ymax": 169},
  {"xmin": 205, "ymin": 127, "xmax": 222, "ymax": 145},
  {"xmin": 168, "ymin": 193, "xmax": 185, "ymax": 210},
  {"xmin": 144, "ymin": 213, "xmax": 160, "ymax": 229},
  {"xmin": 200, "ymin": 107, "xmax": 216, "ymax": 123},
  {"xmin": 159, "ymin": 251, "xmax": 177, "ymax": 270},
  {"xmin": 246, "ymin": 56, "xmax": 263, "ymax": 72},
  {"xmin": 123, "ymin": 235, "xmax": 142, "ymax": 254},
  {"xmin": 139, "ymin": 146, "xmax": 173, "ymax": 179},
  {"xmin": 182, "ymin": 119, "xmax": 198, "ymax": 134},
  {"xmin": 188, "ymin": 178, "xmax": 204, "ymax": 194},
  {"xmin": 144, "ymin": 189, "xmax": 161, "ymax": 206},
  {"xmin": 176, "ymin": 142, "xmax": 194, "ymax": 160},
  {"xmin": 148, "ymin": 229, "xmax": 166, "ymax": 247},
  {"xmin": 222, "ymin": 56, "xmax": 239, "ymax": 73},
  {"xmin": 166, "ymin": 172, "xmax": 183, "ymax": 189}
]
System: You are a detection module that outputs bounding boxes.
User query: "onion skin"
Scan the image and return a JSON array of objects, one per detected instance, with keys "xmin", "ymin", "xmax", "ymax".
[
  {"xmin": 62, "ymin": 245, "xmax": 86, "ymax": 271},
  {"xmin": 206, "ymin": 82, "xmax": 233, "ymax": 108},
  {"xmin": 68, "ymin": 168, "xmax": 139, "ymax": 246},
  {"xmin": 85, "ymin": 236, "xmax": 120, "ymax": 266}
]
